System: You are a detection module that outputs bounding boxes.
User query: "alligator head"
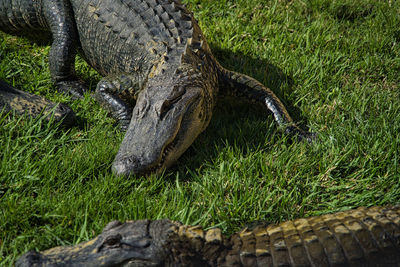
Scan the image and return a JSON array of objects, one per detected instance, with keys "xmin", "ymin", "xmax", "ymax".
[
  {"xmin": 16, "ymin": 219, "xmax": 219, "ymax": 267},
  {"xmin": 112, "ymin": 67, "xmax": 215, "ymax": 176},
  {"xmin": 16, "ymin": 220, "xmax": 173, "ymax": 267}
]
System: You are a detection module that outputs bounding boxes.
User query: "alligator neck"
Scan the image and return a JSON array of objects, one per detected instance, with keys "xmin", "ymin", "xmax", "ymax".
[{"xmin": 171, "ymin": 224, "xmax": 231, "ymax": 266}]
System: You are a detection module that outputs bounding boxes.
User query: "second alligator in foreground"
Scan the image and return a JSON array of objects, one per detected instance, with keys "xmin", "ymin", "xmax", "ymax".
[
  {"xmin": 0, "ymin": 0, "xmax": 314, "ymax": 176},
  {"xmin": 16, "ymin": 205, "xmax": 400, "ymax": 266}
]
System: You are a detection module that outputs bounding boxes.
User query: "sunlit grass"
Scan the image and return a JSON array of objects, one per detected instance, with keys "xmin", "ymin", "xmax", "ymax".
[{"xmin": 1, "ymin": 0, "xmax": 400, "ymax": 265}]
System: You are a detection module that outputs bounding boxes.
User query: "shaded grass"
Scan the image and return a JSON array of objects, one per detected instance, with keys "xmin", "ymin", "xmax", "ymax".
[{"xmin": 1, "ymin": 0, "xmax": 400, "ymax": 264}]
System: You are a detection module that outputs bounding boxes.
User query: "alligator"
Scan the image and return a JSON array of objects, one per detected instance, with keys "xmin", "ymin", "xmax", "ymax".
[
  {"xmin": 0, "ymin": 80, "xmax": 76, "ymax": 126},
  {"xmin": 0, "ymin": 0, "xmax": 314, "ymax": 176},
  {"xmin": 16, "ymin": 205, "xmax": 400, "ymax": 266}
]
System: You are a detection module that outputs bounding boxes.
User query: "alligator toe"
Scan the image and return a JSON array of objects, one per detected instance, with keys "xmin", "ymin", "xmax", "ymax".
[
  {"xmin": 285, "ymin": 125, "xmax": 317, "ymax": 143},
  {"xmin": 56, "ymin": 80, "xmax": 87, "ymax": 99}
]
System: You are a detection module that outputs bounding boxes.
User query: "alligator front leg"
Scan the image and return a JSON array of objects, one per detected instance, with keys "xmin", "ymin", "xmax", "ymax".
[
  {"xmin": 95, "ymin": 75, "xmax": 144, "ymax": 131},
  {"xmin": 43, "ymin": 0, "xmax": 86, "ymax": 98},
  {"xmin": 219, "ymin": 67, "xmax": 315, "ymax": 142}
]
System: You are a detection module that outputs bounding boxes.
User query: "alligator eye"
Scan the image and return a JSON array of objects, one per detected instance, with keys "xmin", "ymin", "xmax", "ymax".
[
  {"xmin": 103, "ymin": 234, "xmax": 122, "ymax": 247},
  {"xmin": 159, "ymin": 100, "xmax": 171, "ymax": 118},
  {"xmin": 156, "ymin": 88, "xmax": 186, "ymax": 119}
]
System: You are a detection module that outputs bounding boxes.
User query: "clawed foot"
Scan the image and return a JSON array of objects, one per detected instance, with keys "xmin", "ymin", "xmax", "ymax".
[
  {"xmin": 286, "ymin": 125, "xmax": 317, "ymax": 143},
  {"xmin": 56, "ymin": 80, "xmax": 87, "ymax": 99},
  {"xmin": 119, "ymin": 119, "xmax": 130, "ymax": 132},
  {"xmin": 299, "ymin": 131, "xmax": 317, "ymax": 143}
]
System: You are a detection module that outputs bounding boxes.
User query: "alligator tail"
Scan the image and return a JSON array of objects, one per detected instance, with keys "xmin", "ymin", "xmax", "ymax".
[{"xmin": 0, "ymin": 80, "xmax": 76, "ymax": 127}]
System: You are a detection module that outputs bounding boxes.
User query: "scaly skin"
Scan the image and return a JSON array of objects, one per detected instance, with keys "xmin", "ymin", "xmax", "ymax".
[
  {"xmin": 0, "ymin": 0, "xmax": 314, "ymax": 176},
  {"xmin": 0, "ymin": 80, "xmax": 76, "ymax": 127},
  {"xmin": 16, "ymin": 205, "xmax": 400, "ymax": 266}
]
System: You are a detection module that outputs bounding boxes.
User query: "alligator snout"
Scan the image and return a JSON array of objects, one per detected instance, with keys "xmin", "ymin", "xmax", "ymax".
[
  {"xmin": 112, "ymin": 155, "xmax": 142, "ymax": 176},
  {"xmin": 112, "ymin": 155, "xmax": 159, "ymax": 176}
]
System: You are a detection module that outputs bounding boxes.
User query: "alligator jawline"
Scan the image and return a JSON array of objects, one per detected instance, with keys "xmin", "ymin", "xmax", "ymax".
[{"xmin": 144, "ymin": 138, "xmax": 178, "ymax": 175}]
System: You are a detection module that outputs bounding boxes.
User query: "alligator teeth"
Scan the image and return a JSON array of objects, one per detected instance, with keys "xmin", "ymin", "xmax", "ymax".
[{"xmin": 145, "ymin": 139, "xmax": 177, "ymax": 175}]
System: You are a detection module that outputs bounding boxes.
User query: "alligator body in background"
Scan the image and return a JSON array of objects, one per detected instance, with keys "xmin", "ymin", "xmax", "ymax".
[
  {"xmin": 0, "ymin": 0, "xmax": 314, "ymax": 176},
  {"xmin": 16, "ymin": 205, "xmax": 400, "ymax": 266},
  {"xmin": 0, "ymin": 80, "xmax": 76, "ymax": 127}
]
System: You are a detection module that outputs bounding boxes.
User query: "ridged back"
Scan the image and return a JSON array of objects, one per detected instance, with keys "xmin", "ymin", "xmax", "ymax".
[
  {"xmin": 0, "ymin": 0, "xmax": 47, "ymax": 34},
  {"xmin": 71, "ymin": 0, "xmax": 204, "ymax": 76},
  {"xmin": 224, "ymin": 206, "xmax": 400, "ymax": 266}
]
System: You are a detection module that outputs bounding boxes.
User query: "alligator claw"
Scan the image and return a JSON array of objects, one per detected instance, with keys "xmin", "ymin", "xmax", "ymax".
[
  {"xmin": 299, "ymin": 130, "xmax": 317, "ymax": 143},
  {"xmin": 286, "ymin": 125, "xmax": 317, "ymax": 143},
  {"xmin": 56, "ymin": 80, "xmax": 87, "ymax": 99}
]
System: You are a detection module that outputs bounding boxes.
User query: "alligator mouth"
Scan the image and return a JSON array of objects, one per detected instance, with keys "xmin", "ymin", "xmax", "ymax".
[
  {"xmin": 113, "ymin": 93, "xmax": 202, "ymax": 177},
  {"xmin": 144, "ymin": 138, "xmax": 178, "ymax": 175}
]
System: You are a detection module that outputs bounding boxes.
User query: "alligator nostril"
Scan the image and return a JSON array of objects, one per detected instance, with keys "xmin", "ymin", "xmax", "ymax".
[
  {"xmin": 112, "ymin": 155, "xmax": 140, "ymax": 176},
  {"xmin": 123, "ymin": 155, "xmax": 138, "ymax": 165}
]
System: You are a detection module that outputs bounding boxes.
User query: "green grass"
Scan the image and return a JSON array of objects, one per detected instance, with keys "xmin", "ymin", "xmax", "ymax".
[{"xmin": 1, "ymin": 0, "xmax": 400, "ymax": 264}]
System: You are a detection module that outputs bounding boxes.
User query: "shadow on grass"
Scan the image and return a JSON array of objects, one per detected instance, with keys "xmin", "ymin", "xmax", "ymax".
[{"xmin": 213, "ymin": 46, "xmax": 310, "ymax": 125}]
